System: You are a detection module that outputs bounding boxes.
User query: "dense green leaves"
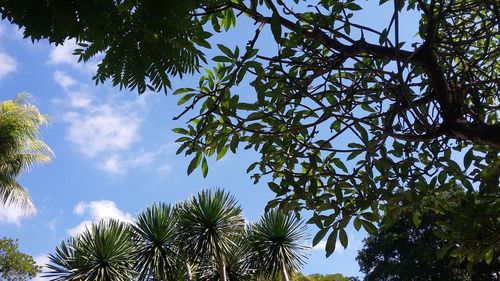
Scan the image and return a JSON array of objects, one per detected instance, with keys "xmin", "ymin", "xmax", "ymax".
[
  {"xmin": 169, "ymin": 0, "xmax": 499, "ymax": 262},
  {"xmin": 0, "ymin": 237, "xmax": 40, "ymax": 281},
  {"xmin": 356, "ymin": 208, "xmax": 499, "ymax": 281},
  {"xmin": 0, "ymin": 0, "xmax": 217, "ymax": 93}
]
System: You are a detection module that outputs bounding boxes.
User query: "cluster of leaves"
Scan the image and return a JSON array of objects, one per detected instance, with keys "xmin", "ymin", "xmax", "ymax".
[
  {"xmin": 0, "ymin": 0, "xmax": 222, "ymax": 93},
  {"xmin": 46, "ymin": 189, "xmax": 309, "ymax": 281},
  {"xmin": 0, "ymin": 237, "xmax": 40, "ymax": 281},
  {"xmin": 0, "ymin": 94, "xmax": 53, "ymax": 211},
  {"xmin": 356, "ymin": 203, "xmax": 499, "ymax": 281},
  {"xmin": 171, "ymin": 0, "xmax": 499, "ymax": 262}
]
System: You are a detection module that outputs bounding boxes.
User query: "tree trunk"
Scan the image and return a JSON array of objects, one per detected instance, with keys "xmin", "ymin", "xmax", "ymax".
[
  {"xmin": 219, "ymin": 258, "xmax": 228, "ymax": 281},
  {"xmin": 185, "ymin": 262, "xmax": 193, "ymax": 281}
]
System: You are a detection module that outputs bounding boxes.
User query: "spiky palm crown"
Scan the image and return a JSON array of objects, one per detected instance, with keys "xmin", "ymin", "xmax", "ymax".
[
  {"xmin": 47, "ymin": 219, "xmax": 135, "ymax": 281},
  {"xmin": 177, "ymin": 188, "xmax": 245, "ymax": 265},
  {"xmin": 248, "ymin": 209, "xmax": 309, "ymax": 279},
  {"xmin": 133, "ymin": 202, "xmax": 181, "ymax": 281}
]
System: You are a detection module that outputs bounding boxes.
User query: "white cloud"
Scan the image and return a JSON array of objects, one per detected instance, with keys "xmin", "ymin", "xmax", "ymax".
[
  {"xmin": 53, "ymin": 70, "xmax": 77, "ymax": 90},
  {"xmin": 52, "ymin": 70, "xmax": 176, "ymax": 176},
  {"xmin": 0, "ymin": 204, "xmax": 34, "ymax": 225},
  {"xmin": 47, "ymin": 218, "xmax": 57, "ymax": 232},
  {"xmin": 48, "ymin": 40, "xmax": 98, "ymax": 72},
  {"xmin": 99, "ymin": 154, "xmax": 125, "ymax": 175},
  {"xmin": 63, "ymin": 97, "xmax": 142, "ymax": 158},
  {"xmin": 32, "ymin": 254, "xmax": 51, "ymax": 281},
  {"xmin": 48, "ymin": 41, "xmax": 75, "ymax": 64},
  {"xmin": 0, "ymin": 52, "xmax": 17, "ymax": 79},
  {"xmin": 157, "ymin": 163, "xmax": 173, "ymax": 174},
  {"xmin": 69, "ymin": 200, "xmax": 133, "ymax": 236}
]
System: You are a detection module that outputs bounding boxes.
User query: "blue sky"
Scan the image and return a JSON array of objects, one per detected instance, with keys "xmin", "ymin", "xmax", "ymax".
[
  {"xmin": 0, "ymin": 3, "xmax": 423, "ymax": 279},
  {"xmin": 0, "ymin": 21, "xmax": 366, "ymax": 278}
]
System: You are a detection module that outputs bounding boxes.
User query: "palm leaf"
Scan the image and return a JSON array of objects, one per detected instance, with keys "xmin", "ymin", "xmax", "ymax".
[
  {"xmin": 247, "ymin": 209, "xmax": 309, "ymax": 280},
  {"xmin": 132, "ymin": 203, "xmax": 181, "ymax": 281},
  {"xmin": 178, "ymin": 188, "xmax": 245, "ymax": 279},
  {"xmin": 0, "ymin": 93, "xmax": 53, "ymax": 210},
  {"xmin": 46, "ymin": 219, "xmax": 135, "ymax": 281}
]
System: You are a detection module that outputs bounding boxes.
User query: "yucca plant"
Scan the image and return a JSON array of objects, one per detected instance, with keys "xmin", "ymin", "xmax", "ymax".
[
  {"xmin": 45, "ymin": 190, "xmax": 311, "ymax": 281},
  {"xmin": 177, "ymin": 189, "xmax": 245, "ymax": 281},
  {"xmin": 46, "ymin": 219, "xmax": 135, "ymax": 281},
  {"xmin": 247, "ymin": 209, "xmax": 309, "ymax": 281},
  {"xmin": 0, "ymin": 93, "xmax": 53, "ymax": 211},
  {"xmin": 198, "ymin": 234, "xmax": 254, "ymax": 281},
  {"xmin": 132, "ymin": 202, "xmax": 181, "ymax": 281}
]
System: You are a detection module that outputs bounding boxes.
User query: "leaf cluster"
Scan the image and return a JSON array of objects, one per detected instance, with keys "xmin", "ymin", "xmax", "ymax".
[
  {"xmin": 0, "ymin": 237, "xmax": 40, "ymax": 281},
  {"xmin": 171, "ymin": 0, "xmax": 499, "ymax": 261},
  {"xmin": 356, "ymin": 203, "xmax": 500, "ymax": 281},
  {"xmin": 0, "ymin": 0, "xmax": 216, "ymax": 93}
]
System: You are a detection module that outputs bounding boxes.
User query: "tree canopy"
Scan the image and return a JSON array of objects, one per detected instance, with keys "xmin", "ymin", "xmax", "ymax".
[
  {"xmin": 0, "ymin": 237, "xmax": 40, "ymax": 281},
  {"xmin": 1, "ymin": 0, "xmax": 498, "ymax": 263},
  {"xmin": 356, "ymin": 207, "xmax": 499, "ymax": 281}
]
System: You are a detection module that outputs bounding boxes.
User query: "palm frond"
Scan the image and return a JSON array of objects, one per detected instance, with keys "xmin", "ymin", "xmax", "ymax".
[
  {"xmin": 178, "ymin": 188, "xmax": 245, "ymax": 267},
  {"xmin": 132, "ymin": 202, "xmax": 181, "ymax": 281},
  {"xmin": 0, "ymin": 94, "xmax": 53, "ymax": 210},
  {"xmin": 46, "ymin": 219, "xmax": 135, "ymax": 281},
  {"xmin": 248, "ymin": 209, "xmax": 309, "ymax": 280}
]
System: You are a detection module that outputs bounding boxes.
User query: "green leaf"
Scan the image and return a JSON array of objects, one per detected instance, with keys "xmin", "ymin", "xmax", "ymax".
[
  {"xmin": 229, "ymin": 134, "xmax": 239, "ymax": 153},
  {"xmin": 216, "ymin": 145, "xmax": 229, "ymax": 160},
  {"xmin": 325, "ymin": 230, "xmax": 338, "ymax": 257},
  {"xmin": 332, "ymin": 158, "xmax": 348, "ymax": 173},
  {"xmin": 201, "ymin": 157, "xmax": 208, "ymax": 177},
  {"xmin": 172, "ymin": 128, "xmax": 188, "ymax": 135},
  {"xmin": 361, "ymin": 220, "xmax": 377, "ymax": 235},
  {"xmin": 313, "ymin": 228, "xmax": 329, "ymax": 247},
  {"xmin": 412, "ymin": 211, "xmax": 421, "ymax": 228},
  {"xmin": 217, "ymin": 44, "xmax": 234, "ymax": 58},
  {"xmin": 339, "ymin": 228, "xmax": 348, "ymax": 248},
  {"xmin": 484, "ymin": 248, "xmax": 493, "ymax": 264},
  {"xmin": 347, "ymin": 150, "xmax": 363, "ymax": 160},
  {"xmin": 172, "ymin": 88, "xmax": 195, "ymax": 95},
  {"xmin": 177, "ymin": 93, "xmax": 195, "ymax": 105},
  {"xmin": 212, "ymin": 55, "xmax": 233, "ymax": 63},
  {"xmin": 346, "ymin": 3, "xmax": 362, "ymax": 10},
  {"xmin": 353, "ymin": 217, "xmax": 361, "ymax": 231},
  {"xmin": 187, "ymin": 152, "xmax": 202, "ymax": 175},
  {"xmin": 270, "ymin": 12, "xmax": 282, "ymax": 43},
  {"xmin": 437, "ymin": 243, "xmax": 454, "ymax": 259},
  {"xmin": 464, "ymin": 149, "xmax": 473, "ymax": 170}
]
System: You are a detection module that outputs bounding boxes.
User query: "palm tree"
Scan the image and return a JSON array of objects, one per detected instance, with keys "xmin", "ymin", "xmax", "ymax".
[
  {"xmin": 132, "ymin": 203, "xmax": 181, "ymax": 281},
  {"xmin": 198, "ymin": 234, "xmax": 253, "ymax": 281},
  {"xmin": 177, "ymin": 189, "xmax": 245, "ymax": 281},
  {"xmin": 46, "ymin": 219, "xmax": 135, "ymax": 281},
  {"xmin": 247, "ymin": 209, "xmax": 309, "ymax": 281},
  {"xmin": 0, "ymin": 93, "xmax": 53, "ymax": 211}
]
